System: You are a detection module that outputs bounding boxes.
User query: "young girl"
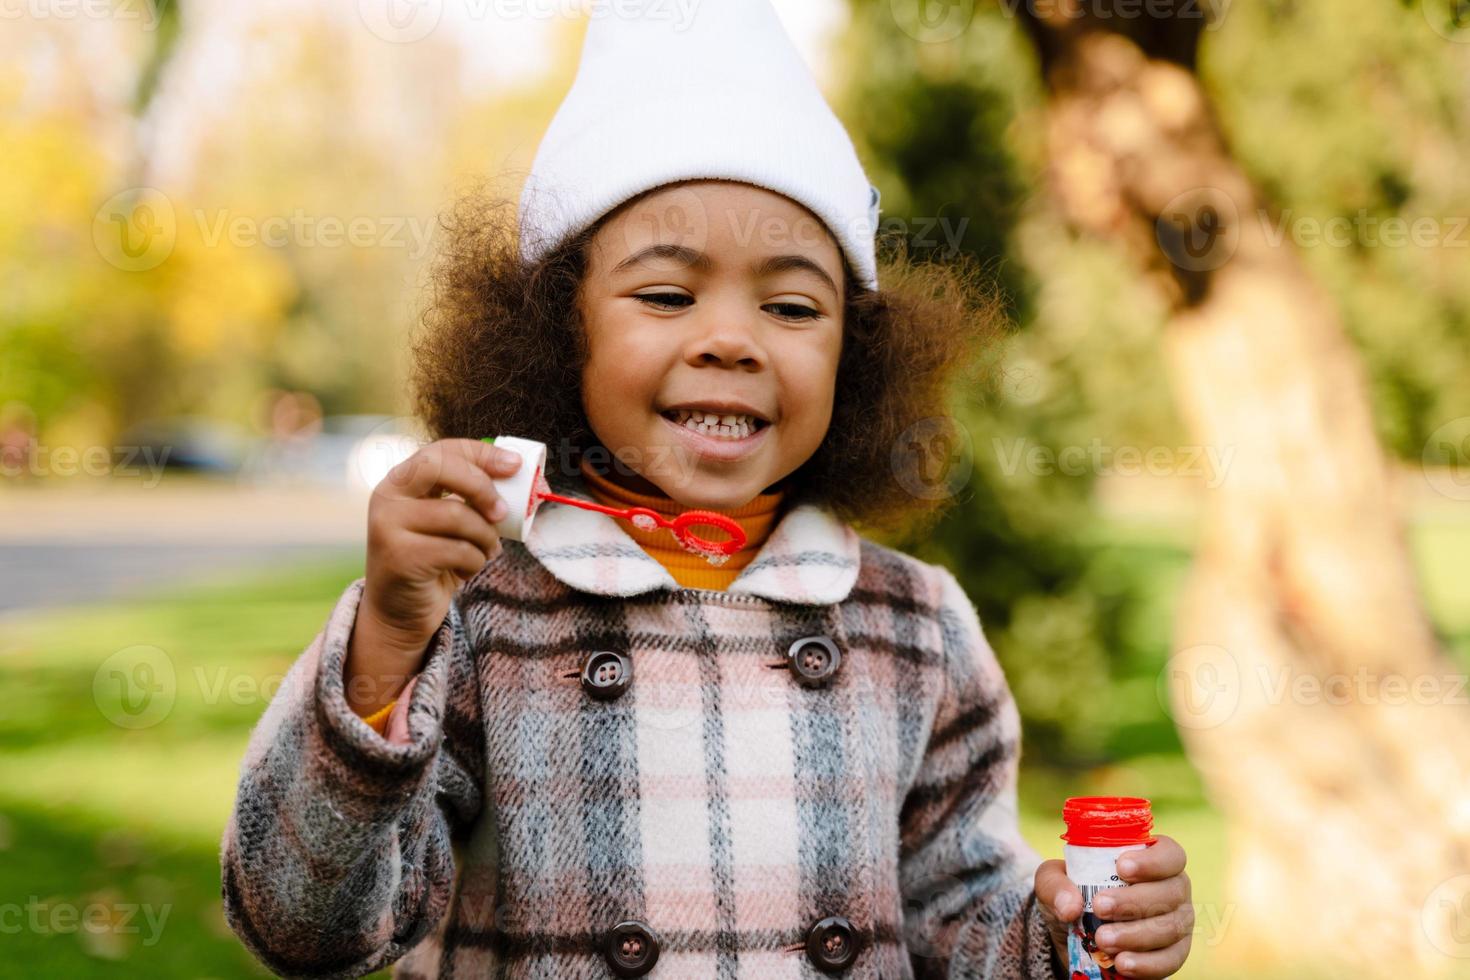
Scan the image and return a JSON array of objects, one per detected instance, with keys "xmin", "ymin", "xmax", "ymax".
[{"xmin": 220, "ymin": 4, "xmax": 1192, "ymax": 978}]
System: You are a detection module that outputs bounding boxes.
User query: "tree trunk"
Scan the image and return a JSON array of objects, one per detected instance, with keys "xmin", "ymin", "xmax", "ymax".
[{"xmin": 1015, "ymin": 7, "xmax": 1470, "ymax": 975}]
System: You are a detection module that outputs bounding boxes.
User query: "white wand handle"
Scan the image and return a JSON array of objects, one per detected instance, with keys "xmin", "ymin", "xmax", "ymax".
[{"xmin": 484, "ymin": 436, "xmax": 547, "ymax": 542}]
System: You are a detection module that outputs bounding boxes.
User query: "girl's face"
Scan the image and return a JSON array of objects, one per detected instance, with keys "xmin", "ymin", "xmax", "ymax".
[{"xmin": 578, "ymin": 179, "xmax": 845, "ymax": 511}]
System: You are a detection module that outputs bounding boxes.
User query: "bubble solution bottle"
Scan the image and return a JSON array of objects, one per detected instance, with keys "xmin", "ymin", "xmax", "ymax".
[{"xmin": 1060, "ymin": 796, "xmax": 1156, "ymax": 980}]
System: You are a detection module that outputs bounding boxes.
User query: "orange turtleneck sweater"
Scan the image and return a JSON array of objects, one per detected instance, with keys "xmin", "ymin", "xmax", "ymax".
[
  {"xmin": 576, "ymin": 455, "xmax": 787, "ymax": 592},
  {"xmin": 358, "ymin": 456, "xmax": 787, "ymax": 733}
]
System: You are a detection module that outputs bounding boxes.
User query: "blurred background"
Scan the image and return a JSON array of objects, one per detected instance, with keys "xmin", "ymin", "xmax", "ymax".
[{"xmin": 3, "ymin": 0, "xmax": 1469, "ymax": 977}]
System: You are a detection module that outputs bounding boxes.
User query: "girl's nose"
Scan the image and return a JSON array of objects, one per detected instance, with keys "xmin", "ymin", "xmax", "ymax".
[{"xmin": 685, "ymin": 317, "xmax": 765, "ymax": 370}]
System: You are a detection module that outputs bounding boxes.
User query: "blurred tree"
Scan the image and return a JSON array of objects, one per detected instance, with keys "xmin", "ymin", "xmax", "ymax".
[
  {"xmin": 1007, "ymin": 1, "xmax": 1470, "ymax": 974},
  {"xmin": 839, "ymin": 0, "xmax": 1470, "ymax": 972},
  {"xmin": 835, "ymin": 5, "xmax": 1168, "ymax": 765},
  {"xmin": 1201, "ymin": 0, "xmax": 1470, "ymax": 457},
  {"xmin": 0, "ymin": 12, "xmax": 295, "ymax": 454}
]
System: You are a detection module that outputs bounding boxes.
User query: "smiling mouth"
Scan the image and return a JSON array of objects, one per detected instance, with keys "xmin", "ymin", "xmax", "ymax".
[{"xmin": 659, "ymin": 408, "xmax": 771, "ymax": 441}]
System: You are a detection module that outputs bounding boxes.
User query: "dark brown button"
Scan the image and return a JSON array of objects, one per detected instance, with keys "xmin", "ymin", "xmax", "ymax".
[
  {"xmin": 786, "ymin": 635, "xmax": 841, "ymax": 687},
  {"xmin": 603, "ymin": 919, "xmax": 660, "ymax": 977},
  {"xmin": 580, "ymin": 651, "xmax": 632, "ymax": 701},
  {"xmin": 805, "ymin": 914, "xmax": 858, "ymax": 973}
]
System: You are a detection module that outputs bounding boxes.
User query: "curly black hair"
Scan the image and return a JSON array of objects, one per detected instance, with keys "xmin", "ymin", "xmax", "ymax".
[{"xmin": 408, "ymin": 179, "xmax": 1005, "ymax": 537}]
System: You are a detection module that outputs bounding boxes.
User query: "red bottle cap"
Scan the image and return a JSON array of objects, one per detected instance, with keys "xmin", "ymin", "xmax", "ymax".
[{"xmin": 1060, "ymin": 796, "xmax": 1157, "ymax": 847}]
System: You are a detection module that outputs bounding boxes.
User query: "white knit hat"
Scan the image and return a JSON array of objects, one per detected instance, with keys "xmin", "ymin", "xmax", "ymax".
[{"xmin": 518, "ymin": 0, "xmax": 882, "ymax": 290}]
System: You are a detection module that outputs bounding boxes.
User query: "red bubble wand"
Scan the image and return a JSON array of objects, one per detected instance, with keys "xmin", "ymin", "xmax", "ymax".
[{"xmin": 483, "ymin": 436, "xmax": 747, "ymax": 564}]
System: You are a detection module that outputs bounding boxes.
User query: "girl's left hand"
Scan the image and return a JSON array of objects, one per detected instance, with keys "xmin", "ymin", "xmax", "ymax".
[{"xmin": 1034, "ymin": 834, "xmax": 1194, "ymax": 978}]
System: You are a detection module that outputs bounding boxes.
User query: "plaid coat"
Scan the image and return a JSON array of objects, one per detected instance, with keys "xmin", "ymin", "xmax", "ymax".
[{"xmin": 220, "ymin": 468, "xmax": 1064, "ymax": 980}]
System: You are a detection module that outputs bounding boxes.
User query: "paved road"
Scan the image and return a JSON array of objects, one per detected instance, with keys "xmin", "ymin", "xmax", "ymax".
[
  {"xmin": 1, "ymin": 542, "xmax": 362, "ymax": 613},
  {"xmin": 1, "ymin": 479, "xmax": 367, "ymax": 616}
]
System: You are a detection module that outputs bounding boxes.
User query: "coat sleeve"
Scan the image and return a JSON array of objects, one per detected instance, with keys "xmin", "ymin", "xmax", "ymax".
[
  {"xmin": 219, "ymin": 577, "xmax": 485, "ymax": 979},
  {"xmin": 899, "ymin": 565, "xmax": 1066, "ymax": 980}
]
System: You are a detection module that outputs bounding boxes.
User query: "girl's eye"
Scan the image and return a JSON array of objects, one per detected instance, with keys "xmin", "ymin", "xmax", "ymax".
[
  {"xmin": 764, "ymin": 302, "xmax": 822, "ymax": 321},
  {"xmin": 632, "ymin": 293, "xmax": 822, "ymax": 321},
  {"xmin": 633, "ymin": 292, "xmax": 692, "ymax": 310}
]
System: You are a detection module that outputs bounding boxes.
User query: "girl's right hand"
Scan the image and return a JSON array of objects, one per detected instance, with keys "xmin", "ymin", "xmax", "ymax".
[{"xmin": 344, "ymin": 437, "xmax": 521, "ymax": 716}]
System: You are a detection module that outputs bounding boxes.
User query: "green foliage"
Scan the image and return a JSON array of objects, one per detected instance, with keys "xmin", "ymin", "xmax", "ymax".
[
  {"xmin": 842, "ymin": 0, "xmax": 1470, "ymax": 763},
  {"xmin": 841, "ymin": 2, "xmax": 1159, "ymax": 762},
  {"xmin": 1200, "ymin": 0, "xmax": 1470, "ymax": 456}
]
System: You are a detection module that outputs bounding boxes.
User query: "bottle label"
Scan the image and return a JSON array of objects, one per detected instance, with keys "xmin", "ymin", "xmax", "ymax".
[{"xmin": 1063, "ymin": 843, "xmax": 1137, "ymax": 980}]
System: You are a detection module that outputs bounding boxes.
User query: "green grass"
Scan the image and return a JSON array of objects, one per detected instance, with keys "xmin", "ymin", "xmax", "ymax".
[
  {"xmin": 0, "ymin": 557, "xmax": 366, "ymax": 978},
  {"xmin": 1, "ymin": 514, "xmax": 1465, "ymax": 978},
  {"xmin": 0, "ymin": 801, "xmax": 259, "ymax": 976}
]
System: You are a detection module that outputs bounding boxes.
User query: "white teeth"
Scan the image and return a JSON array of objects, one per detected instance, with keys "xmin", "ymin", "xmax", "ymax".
[{"xmin": 667, "ymin": 408, "xmax": 762, "ymax": 440}]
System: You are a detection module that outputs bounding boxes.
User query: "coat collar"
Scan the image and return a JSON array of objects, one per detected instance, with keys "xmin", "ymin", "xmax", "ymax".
[{"xmin": 523, "ymin": 467, "xmax": 860, "ymax": 605}]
